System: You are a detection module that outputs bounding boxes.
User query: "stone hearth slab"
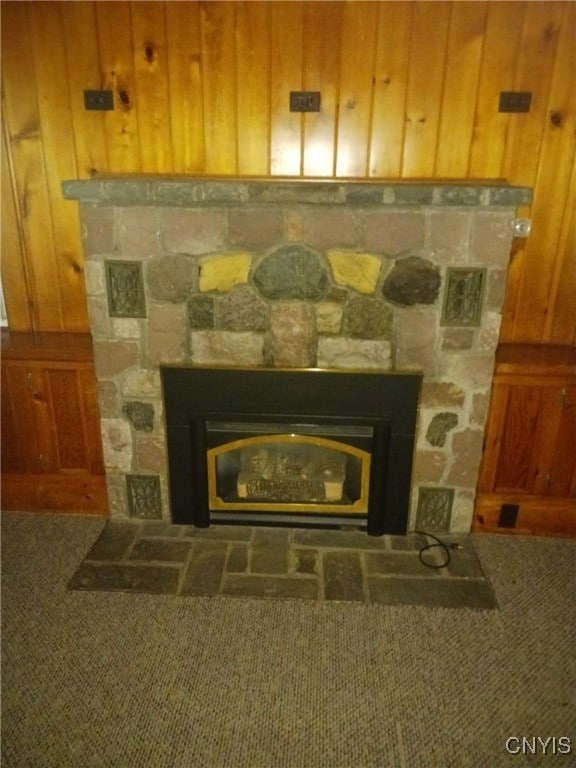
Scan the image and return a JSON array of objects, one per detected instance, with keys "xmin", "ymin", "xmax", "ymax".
[{"xmin": 68, "ymin": 522, "xmax": 497, "ymax": 609}]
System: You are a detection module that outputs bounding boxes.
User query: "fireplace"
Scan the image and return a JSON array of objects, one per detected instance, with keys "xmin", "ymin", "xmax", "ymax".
[
  {"xmin": 63, "ymin": 176, "xmax": 530, "ymax": 534},
  {"xmin": 161, "ymin": 366, "xmax": 421, "ymax": 534}
]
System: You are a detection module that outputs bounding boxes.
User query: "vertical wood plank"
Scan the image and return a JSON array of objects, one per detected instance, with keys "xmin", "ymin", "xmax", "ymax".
[
  {"xmin": 1, "ymin": 122, "xmax": 34, "ymax": 331},
  {"xmin": 79, "ymin": 368, "xmax": 105, "ymax": 473},
  {"xmin": 130, "ymin": 2, "xmax": 173, "ymax": 173},
  {"xmin": 61, "ymin": 2, "xmax": 109, "ymax": 178},
  {"xmin": 27, "ymin": 2, "xmax": 89, "ymax": 333},
  {"xmin": 1, "ymin": 2, "xmax": 64, "ymax": 331},
  {"xmin": 301, "ymin": 2, "xmax": 341, "ymax": 177},
  {"xmin": 95, "ymin": 2, "xmax": 141, "ymax": 172},
  {"xmin": 165, "ymin": 1, "xmax": 205, "ymax": 173},
  {"xmin": 549, "ymin": 387, "xmax": 576, "ymax": 497},
  {"xmin": 46, "ymin": 369, "xmax": 89, "ymax": 470},
  {"xmin": 502, "ymin": 2, "xmax": 564, "ymax": 186},
  {"xmin": 435, "ymin": 2, "xmax": 487, "ymax": 177},
  {"xmin": 270, "ymin": 2, "xmax": 303, "ymax": 176},
  {"xmin": 369, "ymin": 3, "xmax": 412, "ymax": 178},
  {"xmin": 335, "ymin": 1, "xmax": 378, "ymax": 177},
  {"xmin": 477, "ymin": 384, "xmax": 509, "ymax": 492},
  {"xmin": 467, "ymin": 2, "xmax": 524, "ymax": 179},
  {"xmin": 1, "ymin": 365, "xmax": 30, "ymax": 472},
  {"xmin": 500, "ymin": 1, "xmax": 566, "ymax": 342},
  {"xmin": 546, "ymin": 161, "xmax": 576, "ymax": 345},
  {"xmin": 532, "ymin": 386, "xmax": 576, "ymax": 497},
  {"xmin": 200, "ymin": 1, "xmax": 237, "ymax": 174},
  {"xmin": 511, "ymin": 1, "xmax": 575, "ymax": 343},
  {"xmin": 494, "ymin": 385, "xmax": 542, "ymax": 491},
  {"xmin": 28, "ymin": 366, "xmax": 59, "ymax": 473},
  {"xmin": 402, "ymin": 1, "xmax": 450, "ymax": 177},
  {"xmin": 236, "ymin": 2, "xmax": 271, "ymax": 176}
]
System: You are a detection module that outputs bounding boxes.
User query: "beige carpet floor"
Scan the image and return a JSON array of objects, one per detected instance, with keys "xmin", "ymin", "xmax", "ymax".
[{"xmin": 2, "ymin": 511, "xmax": 575, "ymax": 767}]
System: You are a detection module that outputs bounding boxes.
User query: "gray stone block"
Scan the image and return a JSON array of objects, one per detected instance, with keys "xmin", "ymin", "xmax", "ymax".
[
  {"xmin": 221, "ymin": 575, "xmax": 318, "ymax": 600},
  {"xmin": 227, "ymin": 544, "xmax": 249, "ymax": 573},
  {"xmin": 323, "ymin": 552, "xmax": 366, "ymax": 601},
  {"xmin": 344, "ymin": 185, "xmax": 384, "ymax": 205},
  {"xmin": 187, "ymin": 296, "xmax": 215, "ymax": 329},
  {"xmin": 83, "ymin": 521, "xmax": 138, "ymax": 561},
  {"xmin": 253, "ymin": 245, "xmax": 329, "ymax": 300},
  {"xmin": 123, "ymin": 401, "xmax": 155, "ymax": 432},
  {"xmin": 69, "ymin": 562, "xmax": 180, "ymax": 594},
  {"xmin": 251, "ymin": 528, "xmax": 290, "ymax": 574},
  {"xmin": 180, "ymin": 543, "xmax": 228, "ymax": 595},
  {"xmin": 436, "ymin": 186, "xmax": 483, "ymax": 207},
  {"xmin": 382, "ymin": 256, "xmax": 440, "ymax": 307},
  {"xmin": 426, "ymin": 412, "xmax": 459, "ymax": 447},
  {"xmin": 128, "ymin": 538, "xmax": 192, "ymax": 563},
  {"xmin": 368, "ymin": 576, "xmax": 497, "ymax": 609},
  {"xmin": 342, "ymin": 296, "xmax": 394, "ymax": 339},
  {"xmin": 392, "ymin": 185, "xmax": 435, "ymax": 205},
  {"xmin": 487, "ymin": 186, "xmax": 532, "ymax": 206},
  {"xmin": 366, "ymin": 551, "xmax": 434, "ymax": 576}
]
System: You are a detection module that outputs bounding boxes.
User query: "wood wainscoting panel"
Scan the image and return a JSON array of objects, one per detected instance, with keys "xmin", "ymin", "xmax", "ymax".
[
  {"xmin": 1, "ymin": 332, "xmax": 108, "ymax": 515},
  {"xmin": 475, "ymin": 344, "xmax": 576, "ymax": 537}
]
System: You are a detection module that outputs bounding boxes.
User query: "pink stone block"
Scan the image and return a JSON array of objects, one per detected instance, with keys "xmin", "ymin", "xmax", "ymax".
[
  {"xmin": 420, "ymin": 382, "xmax": 466, "ymax": 408},
  {"xmin": 161, "ymin": 208, "xmax": 227, "ymax": 254},
  {"xmin": 228, "ymin": 209, "xmax": 283, "ymax": 249},
  {"xmin": 447, "ymin": 428, "xmax": 484, "ymax": 486},
  {"xmin": 427, "ymin": 211, "xmax": 471, "ymax": 263},
  {"xmin": 413, "ymin": 450, "xmax": 447, "ymax": 483},
  {"xmin": 147, "ymin": 304, "xmax": 187, "ymax": 365},
  {"xmin": 270, "ymin": 303, "xmax": 316, "ymax": 367},
  {"xmin": 93, "ymin": 340, "xmax": 140, "ymax": 378},
  {"xmin": 363, "ymin": 212, "xmax": 425, "ymax": 254},
  {"xmin": 302, "ymin": 210, "xmax": 359, "ymax": 249},
  {"xmin": 135, "ymin": 436, "xmax": 167, "ymax": 473},
  {"xmin": 117, "ymin": 208, "xmax": 160, "ymax": 257},
  {"xmin": 81, "ymin": 204, "xmax": 114, "ymax": 255},
  {"xmin": 469, "ymin": 212, "xmax": 514, "ymax": 266},
  {"xmin": 394, "ymin": 309, "xmax": 438, "ymax": 375}
]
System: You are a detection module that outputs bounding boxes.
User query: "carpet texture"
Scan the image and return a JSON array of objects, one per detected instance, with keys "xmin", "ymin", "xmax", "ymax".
[{"xmin": 2, "ymin": 511, "xmax": 575, "ymax": 768}]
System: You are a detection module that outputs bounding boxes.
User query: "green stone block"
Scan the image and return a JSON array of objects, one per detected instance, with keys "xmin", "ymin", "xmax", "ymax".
[
  {"xmin": 415, "ymin": 487, "xmax": 454, "ymax": 532},
  {"xmin": 441, "ymin": 267, "xmax": 486, "ymax": 327},
  {"xmin": 105, "ymin": 260, "xmax": 146, "ymax": 318},
  {"xmin": 126, "ymin": 475, "xmax": 162, "ymax": 519}
]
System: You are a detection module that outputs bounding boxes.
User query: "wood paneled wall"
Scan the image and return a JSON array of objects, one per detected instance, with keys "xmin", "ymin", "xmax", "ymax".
[{"xmin": 2, "ymin": 1, "xmax": 574, "ymax": 343}]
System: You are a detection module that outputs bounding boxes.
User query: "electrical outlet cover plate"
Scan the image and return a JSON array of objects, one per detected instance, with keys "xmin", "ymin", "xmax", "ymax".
[
  {"xmin": 290, "ymin": 91, "xmax": 321, "ymax": 113},
  {"xmin": 498, "ymin": 91, "xmax": 532, "ymax": 113},
  {"xmin": 84, "ymin": 90, "xmax": 114, "ymax": 111}
]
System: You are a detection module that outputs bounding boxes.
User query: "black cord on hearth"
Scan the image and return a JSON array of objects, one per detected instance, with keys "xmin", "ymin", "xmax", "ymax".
[{"xmin": 415, "ymin": 530, "xmax": 461, "ymax": 569}]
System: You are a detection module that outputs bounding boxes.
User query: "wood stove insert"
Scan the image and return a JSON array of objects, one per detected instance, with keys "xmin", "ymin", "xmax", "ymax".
[{"xmin": 161, "ymin": 366, "xmax": 422, "ymax": 536}]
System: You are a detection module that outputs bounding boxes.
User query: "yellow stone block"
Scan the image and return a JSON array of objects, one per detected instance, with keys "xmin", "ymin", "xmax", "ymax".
[
  {"xmin": 327, "ymin": 251, "xmax": 382, "ymax": 295},
  {"xmin": 199, "ymin": 253, "xmax": 251, "ymax": 293}
]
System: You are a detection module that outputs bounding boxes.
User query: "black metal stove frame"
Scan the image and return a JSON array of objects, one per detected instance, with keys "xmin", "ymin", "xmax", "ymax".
[{"xmin": 161, "ymin": 366, "xmax": 422, "ymax": 536}]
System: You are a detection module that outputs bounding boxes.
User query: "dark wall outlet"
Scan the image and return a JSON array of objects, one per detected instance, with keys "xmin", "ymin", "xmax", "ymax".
[
  {"xmin": 84, "ymin": 90, "xmax": 114, "ymax": 111},
  {"xmin": 499, "ymin": 91, "xmax": 532, "ymax": 113},
  {"xmin": 290, "ymin": 91, "xmax": 321, "ymax": 113},
  {"xmin": 498, "ymin": 503, "xmax": 519, "ymax": 528}
]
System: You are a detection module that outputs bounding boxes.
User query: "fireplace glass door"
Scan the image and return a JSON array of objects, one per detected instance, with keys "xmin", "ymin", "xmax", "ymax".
[{"xmin": 206, "ymin": 421, "xmax": 373, "ymax": 516}]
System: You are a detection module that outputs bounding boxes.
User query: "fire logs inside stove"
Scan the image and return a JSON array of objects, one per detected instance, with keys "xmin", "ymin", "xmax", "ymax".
[{"xmin": 161, "ymin": 366, "xmax": 421, "ymax": 535}]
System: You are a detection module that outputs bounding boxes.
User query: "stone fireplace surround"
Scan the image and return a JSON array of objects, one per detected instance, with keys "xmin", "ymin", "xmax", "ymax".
[{"xmin": 63, "ymin": 177, "xmax": 530, "ymax": 534}]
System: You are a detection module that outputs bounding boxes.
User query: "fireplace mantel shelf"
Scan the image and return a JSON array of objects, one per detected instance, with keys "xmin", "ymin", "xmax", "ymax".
[{"xmin": 63, "ymin": 176, "xmax": 531, "ymax": 209}]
